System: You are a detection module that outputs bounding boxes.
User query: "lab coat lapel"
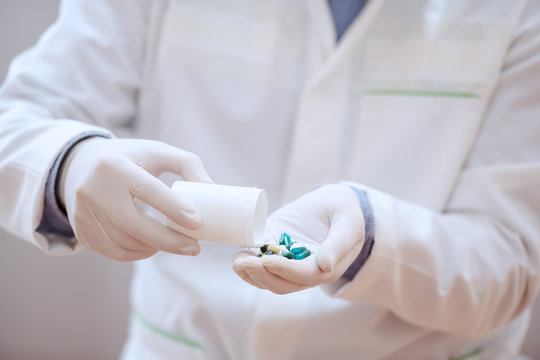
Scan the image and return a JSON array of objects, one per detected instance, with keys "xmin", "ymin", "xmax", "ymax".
[
  {"xmin": 301, "ymin": 0, "xmax": 335, "ymax": 59},
  {"xmin": 281, "ymin": 0, "xmax": 386, "ymax": 204},
  {"xmin": 300, "ymin": 0, "xmax": 386, "ymax": 79}
]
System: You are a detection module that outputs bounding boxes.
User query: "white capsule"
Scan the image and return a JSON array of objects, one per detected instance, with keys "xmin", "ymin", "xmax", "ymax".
[{"xmin": 267, "ymin": 244, "xmax": 281, "ymax": 254}]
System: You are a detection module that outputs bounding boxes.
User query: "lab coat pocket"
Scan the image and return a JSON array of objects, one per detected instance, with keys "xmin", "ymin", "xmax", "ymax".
[
  {"xmin": 121, "ymin": 311, "xmax": 207, "ymax": 360},
  {"xmin": 158, "ymin": 0, "xmax": 279, "ymax": 82},
  {"xmin": 347, "ymin": 15, "xmax": 508, "ymax": 208},
  {"xmin": 348, "ymin": 91, "xmax": 487, "ymax": 210}
]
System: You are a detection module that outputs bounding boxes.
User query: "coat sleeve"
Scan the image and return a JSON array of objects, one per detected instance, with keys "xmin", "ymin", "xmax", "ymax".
[
  {"xmin": 0, "ymin": 0, "xmax": 151, "ymax": 254},
  {"xmin": 326, "ymin": 2, "xmax": 540, "ymax": 337}
]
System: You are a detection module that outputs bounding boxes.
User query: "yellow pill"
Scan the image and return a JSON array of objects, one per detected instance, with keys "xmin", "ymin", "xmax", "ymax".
[
  {"xmin": 261, "ymin": 254, "xmax": 267, "ymax": 259},
  {"xmin": 267, "ymin": 244, "xmax": 281, "ymax": 253}
]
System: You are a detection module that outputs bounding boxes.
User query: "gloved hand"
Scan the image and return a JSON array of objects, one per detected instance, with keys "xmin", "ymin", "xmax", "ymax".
[
  {"xmin": 232, "ymin": 184, "xmax": 365, "ymax": 294},
  {"xmin": 59, "ymin": 137, "xmax": 213, "ymax": 261}
]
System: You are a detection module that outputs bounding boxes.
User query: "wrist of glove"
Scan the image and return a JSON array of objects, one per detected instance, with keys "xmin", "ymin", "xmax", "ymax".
[
  {"xmin": 59, "ymin": 137, "xmax": 213, "ymax": 261},
  {"xmin": 232, "ymin": 184, "xmax": 365, "ymax": 294}
]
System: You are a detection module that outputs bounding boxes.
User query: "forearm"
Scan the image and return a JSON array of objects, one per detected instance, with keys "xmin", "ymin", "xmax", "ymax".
[
  {"xmin": 0, "ymin": 101, "xmax": 112, "ymax": 252},
  {"xmin": 0, "ymin": 0, "xmax": 148, "ymax": 252},
  {"xmin": 327, "ymin": 181, "xmax": 540, "ymax": 337},
  {"xmin": 36, "ymin": 132, "xmax": 113, "ymax": 253}
]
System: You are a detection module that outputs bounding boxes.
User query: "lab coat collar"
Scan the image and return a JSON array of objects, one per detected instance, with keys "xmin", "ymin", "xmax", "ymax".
[{"xmin": 300, "ymin": 0, "xmax": 386, "ymax": 90}]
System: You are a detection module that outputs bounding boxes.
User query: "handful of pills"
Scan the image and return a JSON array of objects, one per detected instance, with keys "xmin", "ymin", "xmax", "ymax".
[{"xmin": 257, "ymin": 233, "xmax": 311, "ymax": 260}]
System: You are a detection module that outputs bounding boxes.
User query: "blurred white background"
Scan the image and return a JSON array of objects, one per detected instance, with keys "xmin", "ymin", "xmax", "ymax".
[
  {"xmin": 0, "ymin": 1, "xmax": 539, "ymax": 359},
  {"xmin": 0, "ymin": 3, "xmax": 132, "ymax": 359}
]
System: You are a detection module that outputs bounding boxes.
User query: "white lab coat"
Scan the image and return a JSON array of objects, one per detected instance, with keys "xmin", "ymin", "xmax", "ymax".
[{"xmin": 1, "ymin": 0, "xmax": 539, "ymax": 359}]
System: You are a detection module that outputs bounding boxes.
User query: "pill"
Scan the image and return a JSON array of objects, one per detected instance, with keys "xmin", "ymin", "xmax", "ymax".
[
  {"xmin": 282, "ymin": 252, "xmax": 295, "ymax": 259},
  {"xmin": 294, "ymin": 248, "xmax": 311, "ymax": 260},
  {"xmin": 279, "ymin": 233, "xmax": 293, "ymax": 249},
  {"xmin": 290, "ymin": 246, "xmax": 306, "ymax": 255},
  {"xmin": 254, "ymin": 235, "xmax": 311, "ymax": 261}
]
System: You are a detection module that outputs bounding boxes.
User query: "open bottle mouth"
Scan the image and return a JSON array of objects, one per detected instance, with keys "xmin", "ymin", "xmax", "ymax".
[{"xmin": 251, "ymin": 190, "xmax": 268, "ymax": 247}]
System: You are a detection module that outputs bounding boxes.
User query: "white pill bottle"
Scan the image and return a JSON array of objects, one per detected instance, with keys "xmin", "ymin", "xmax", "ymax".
[{"xmin": 167, "ymin": 181, "xmax": 267, "ymax": 248}]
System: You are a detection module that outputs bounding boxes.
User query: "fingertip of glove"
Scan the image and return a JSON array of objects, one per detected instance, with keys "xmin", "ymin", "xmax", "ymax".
[
  {"xmin": 232, "ymin": 260, "xmax": 249, "ymax": 274},
  {"xmin": 193, "ymin": 169, "xmax": 214, "ymax": 184},
  {"xmin": 202, "ymin": 176, "xmax": 215, "ymax": 184},
  {"xmin": 317, "ymin": 254, "xmax": 334, "ymax": 273},
  {"xmin": 172, "ymin": 243, "xmax": 200, "ymax": 256},
  {"xmin": 232, "ymin": 262, "xmax": 241, "ymax": 272},
  {"xmin": 236, "ymin": 256, "xmax": 261, "ymax": 271},
  {"xmin": 261, "ymin": 255, "xmax": 289, "ymax": 270},
  {"xmin": 180, "ymin": 211, "xmax": 202, "ymax": 230}
]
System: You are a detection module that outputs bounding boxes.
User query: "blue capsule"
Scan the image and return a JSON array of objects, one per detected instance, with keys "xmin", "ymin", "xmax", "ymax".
[
  {"xmin": 256, "ymin": 236, "xmax": 311, "ymax": 261},
  {"xmin": 290, "ymin": 246, "xmax": 306, "ymax": 255},
  {"xmin": 279, "ymin": 233, "xmax": 293, "ymax": 250},
  {"xmin": 282, "ymin": 252, "xmax": 295, "ymax": 259},
  {"xmin": 294, "ymin": 248, "xmax": 311, "ymax": 260}
]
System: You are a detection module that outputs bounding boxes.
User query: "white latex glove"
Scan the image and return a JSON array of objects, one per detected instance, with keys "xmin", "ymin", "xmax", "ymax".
[
  {"xmin": 232, "ymin": 184, "xmax": 365, "ymax": 294},
  {"xmin": 59, "ymin": 137, "xmax": 213, "ymax": 261}
]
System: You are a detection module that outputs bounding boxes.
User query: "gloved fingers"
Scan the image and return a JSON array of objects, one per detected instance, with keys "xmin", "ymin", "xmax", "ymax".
[
  {"xmin": 115, "ymin": 249, "xmax": 158, "ymax": 262},
  {"xmin": 116, "ymin": 201, "xmax": 201, "ymax": 255},
  {"xmin": 261, "ymin": 254, "xmax": 326, "ymax": 286},
  {"xmin": 232, "ymin": 252, "xmax": 267, "ymax": 289},
  {"xmin": 232, "ymin": 250, "xmax": 258, "ymax": 262},
  {"xmin": 77, "ymin": 225, "xmax": 157, "ymax": 261},
  {"xmin": 112, "ymin": 228, "xmax": 157, "ymax": 252},
  {"xmin": 234, "ymin": 268, "xmax": 267, "ymax": 289},
  {"xmin": 99, "ymin": 245, "xmax": 157, "ymax": 262},
  {"xmin": 127, "ymin": 163, "xmax": 202, "ymax": 230},
  {"xmin": 136, "ymin": 140, "xmax": 213, "ymax": 183},
  {"xmin": 233, "ymin": 253, "xmax": 307, "ymax": 294},
  {"xmin": 247, "ymin": 270, "xmax": 307, "ymax": 294},
  {"xmin": 316, "ymin": 214, "xmax": 363, "ymax": 274}
]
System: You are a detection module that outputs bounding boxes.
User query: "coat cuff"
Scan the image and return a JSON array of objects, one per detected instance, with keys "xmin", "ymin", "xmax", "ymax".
[
  {"xmin": 36, "ymin": 131, "xmax": 111, "ymax": 250},
  {"xmin": 341, "ymin": 185, "xmax": 375, "ymax": 280}
]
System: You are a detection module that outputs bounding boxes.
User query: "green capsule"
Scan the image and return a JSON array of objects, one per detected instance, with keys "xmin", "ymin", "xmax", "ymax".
[
  {"xmin": 282, "ymin": 252, "xmax": 295, "ymax": 259},
  {"xmin": 257, "ymin": 253, "xmax": 262, "ymax": 257},
  {"xmin": 290, "ymin": 246, "xmax": 306, "ymax": 255},
  {"xmin": 294, "ymin": 248, "xmax": 311, "ymax": 260},
  {"xmin": 264, "ymin": 250, "xmax": 274, "ymax": 256},
  {"xmin": 279, "ymin": 233, "xmax": 293, "ymax": 250}
]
